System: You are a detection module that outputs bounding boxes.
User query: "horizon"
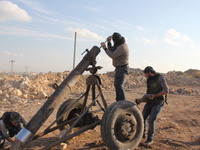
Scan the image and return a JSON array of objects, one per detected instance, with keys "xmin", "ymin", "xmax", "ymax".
[
  {"xmin": 0, "ymin": 67, "xmax": 199, "ymax": 75},
  {"xmin": 0, "ymin": 0, "xmax": 200, "ymax": 73}
]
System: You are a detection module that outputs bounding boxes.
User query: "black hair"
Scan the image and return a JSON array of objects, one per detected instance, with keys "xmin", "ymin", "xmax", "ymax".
[{"xmin": 143, "ymin": 66, "xmax": 156, "ymax": 74}]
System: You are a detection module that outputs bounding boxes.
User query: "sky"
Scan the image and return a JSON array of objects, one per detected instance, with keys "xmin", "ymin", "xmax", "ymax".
[{"xmin": 0, "ymin": 0, "xmax": 200, "ymax": 73}]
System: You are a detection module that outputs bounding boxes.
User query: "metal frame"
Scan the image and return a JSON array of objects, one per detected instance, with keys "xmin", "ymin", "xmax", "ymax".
[{"xmin": 32, "ymin": 65, "xmax": 108, "ymax": 149}]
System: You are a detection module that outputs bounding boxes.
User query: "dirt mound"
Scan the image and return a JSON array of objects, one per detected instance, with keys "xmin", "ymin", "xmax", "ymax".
[{"xmin": 165, "ymin": 70, "xmax": 200, "ymax": 86}]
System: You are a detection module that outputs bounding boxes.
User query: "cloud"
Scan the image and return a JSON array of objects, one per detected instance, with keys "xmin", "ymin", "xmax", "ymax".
[
  {"xmin": 135, "ymin": 37, "xmax": 157, "ymax": 45},
  {"xmin": 0, "ymin": 26, "xmax": 71, "ymax": 40},
  {"xmin": 0, "ymin": 1, "xmax": 31, "ymax": 22},
  {"xmin": 96, "ymin": 55, "xmax": 113, "ymax": 73},
  {"xmin": 16, "ymin": 0, "xmax": 54, "ymax": 15},
  {"xmin": 134, "ymin": 26, "xmax": 145, "ymax": 32},
  {"xmin": 83, "ymin": 5, "xmax": 102, "ymax": 12},
  {"xmin": 68, "ymin": 4, "xmax": 102, "ymax": 12},
  {"xmin": 66, "ymin": 27, "xmax": 104, "ymax": 41},
  {"xmin": 0, "ymin": 51, "xmax": 24, "ymax": 57},
  {"xmin": 164, "ymin": 29, "xmax": 194, "ymax": 47}
]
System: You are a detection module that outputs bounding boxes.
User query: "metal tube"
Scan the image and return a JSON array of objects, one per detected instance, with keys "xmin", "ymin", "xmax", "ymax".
[{"xmin": 11, "ymin": 46, "xmax": 100, "ymax": 150}]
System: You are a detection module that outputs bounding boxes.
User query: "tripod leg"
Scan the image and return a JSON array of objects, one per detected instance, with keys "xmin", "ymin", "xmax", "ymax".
[
  {"xmin": 96, "ymin": 99, "xmax": 105, "ymax": 112},
  {"xmin": 92, "ymin": 85, "xmax": 96, "ymax": 106},
  {"xmin": 82, "ymin": 85, "xmax": 90, "ymax": 112},
  {"xmin": 97, "ymin": 85, "xmax": 108, "ymax": 110}
]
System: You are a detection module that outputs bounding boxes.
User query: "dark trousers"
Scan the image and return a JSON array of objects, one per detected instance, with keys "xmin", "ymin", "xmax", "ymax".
[
  {"xmin": 114, "ymin": 65, "xmax": 129, "ymax": 101},
  {"xmin": 142, "ymin": 102, "xmax": 164, "ymax": 141}
]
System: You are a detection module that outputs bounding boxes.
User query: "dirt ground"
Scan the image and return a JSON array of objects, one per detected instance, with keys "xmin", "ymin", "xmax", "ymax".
[{"xmin": 2, "ymin": 86, "xmax": 200, "ymax": 150}]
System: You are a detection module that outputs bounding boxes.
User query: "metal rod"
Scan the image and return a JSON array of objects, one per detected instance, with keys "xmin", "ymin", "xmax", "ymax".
[
  {"xmin": 60, "ymin": 94, "xmax": 100, "ymax": 137},
  {"xmin": 73, "ymin": 32, "xmax": 77, "ymax": 69},
  {"xmin": 32, "ymin": 117, "xmax": 77, "ymax": 140},
  {"xmin": 81, "ymin": 85, "xmax": 90, "ymax": 112},
  {"xmin": 96, "ymin": 100, "xmax": 105, "ymax": 112},
  {"xmin": 43, "ymin": 120, "xmax": 101, "ymax": 150},
  {"xmin": 46, "ymin": 93, "xmax": 86, "ymax": 130}
]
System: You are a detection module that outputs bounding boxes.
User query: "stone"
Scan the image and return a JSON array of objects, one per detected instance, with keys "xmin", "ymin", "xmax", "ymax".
[
  {"xmin": 4, "ymin": 93, "xmax": 9, "ymax": 98},
  {"xmin": 56, "ymin": 143, "xmax": 67, "ymax": 150},
  {"xmin": 168, "ymin": 121, "xmax": 179, "ymax": 129},
  {"xmin": 41, "ymin": 91, "xmax": 48, "ymax": 98},
  {"xmin": 20, "ymin": 80, "xmax": 30, "ymax": 89},
  {"xmin": 23, "ymin": 94, "xmax": 28, "ymax": 99},
  {"xmin": 10, "ymin": 89, "xmax": 22, "ymax": 97}
]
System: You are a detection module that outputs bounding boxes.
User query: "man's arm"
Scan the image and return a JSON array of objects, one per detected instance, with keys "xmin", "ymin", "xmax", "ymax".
[
  {"xmin": 0, "ymin": 120, "xmax": 13, "ymax": 143},
  {"xmin": 5, "ymin": 137, "xmax": 15, "ymax": 143},
  {"xmin": 105, "ymin": 44, "xmax": 126, "ymax": 59}
]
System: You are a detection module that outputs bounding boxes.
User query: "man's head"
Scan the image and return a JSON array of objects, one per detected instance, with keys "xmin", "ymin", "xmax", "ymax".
[
  {"xmin": 10, "ymin": 112, "xmax": 21, "ymax": 126},
  {"xmin": 112, "ymin": 32, "xmax": 122, "ymax": 43},
  {"xmin": 143, "ymin": 66, "xmax": 156, "ymax": 78}
]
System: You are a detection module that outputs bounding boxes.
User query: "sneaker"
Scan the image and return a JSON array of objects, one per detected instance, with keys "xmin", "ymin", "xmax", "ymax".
[{"xmin": 144, "ymin": 140, "xmax": 153, "ymax": 145}]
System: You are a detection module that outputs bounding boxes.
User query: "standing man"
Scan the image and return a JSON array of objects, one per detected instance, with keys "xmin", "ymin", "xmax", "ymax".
[
  {"xmin": 136, "ymin": 66, "xmax": 169, "ymax": 145},
  {"xmin": 101, "ymin": 32, "xmax": 129, "ymax": 101},
  {"xmin": 0, "ymin": 112, "xmax": 27, "ymax": 149}
]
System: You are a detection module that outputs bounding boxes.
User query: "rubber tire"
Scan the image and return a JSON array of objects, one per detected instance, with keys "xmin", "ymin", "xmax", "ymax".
[
  {"xmin": 101, "ymin": 101, "xmax": 144, "ymax": 150},
  {"xmin": 56, "ymin": 99, "xmax": 83, "ymax": 130}
]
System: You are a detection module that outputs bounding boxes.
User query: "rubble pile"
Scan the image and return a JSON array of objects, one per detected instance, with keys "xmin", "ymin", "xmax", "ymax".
[
  {"xmin": 0, "ymin": 68, "xmax": 199, "ymax": 103},
  {"xmin": 169, "ymin": 88, "xmax": 200, "ymax": 95}
]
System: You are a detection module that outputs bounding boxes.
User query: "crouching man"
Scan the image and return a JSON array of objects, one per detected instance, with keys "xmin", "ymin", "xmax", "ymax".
[
  {"xmin": 136, "ymin": 66, "xmax": 169, "ymax": 145},
  {"xmin": 0, "ymin": 112, "xmax": 26, "ymax": 149}
]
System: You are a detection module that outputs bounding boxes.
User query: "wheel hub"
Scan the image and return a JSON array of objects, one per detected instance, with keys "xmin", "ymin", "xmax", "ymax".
[{"xmin": 114, "ymin": 114, "xmax": 137, "ymax": 142}]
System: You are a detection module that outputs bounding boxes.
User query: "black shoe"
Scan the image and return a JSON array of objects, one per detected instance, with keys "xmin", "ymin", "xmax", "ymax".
[{"xmin": 144, "ymin": 140, "xmax": 153, "ymax": 145}]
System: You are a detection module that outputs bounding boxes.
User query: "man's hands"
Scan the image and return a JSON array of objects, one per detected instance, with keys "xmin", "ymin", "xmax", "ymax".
[
  {"xmin": 101, "ymin": 36, "xmax": 112, "ymax": 50},
  {"xmin": 6, "ymin": 137, "xmax": 15, "ymax": 143},
  {"xmin": 100, "ymin": 42, "xmax": 106, "ymax": 50},
  {"xmin": 135, "ymin": 94, "xmax": 156, "ymax": 105}
]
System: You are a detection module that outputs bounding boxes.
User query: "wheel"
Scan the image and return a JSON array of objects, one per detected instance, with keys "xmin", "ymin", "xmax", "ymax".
[
  {"xmin": 101, "ymin": 101, "xmax": 144, "ymax": 150},
  {"xmin": 56, "ymin": 99, "xmax": 83, "ymax": 130}
]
